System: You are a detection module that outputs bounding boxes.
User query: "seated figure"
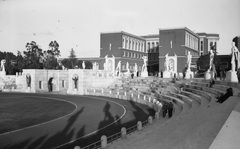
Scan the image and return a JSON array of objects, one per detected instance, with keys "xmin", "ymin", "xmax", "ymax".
[{"xmin": 216, "ymin": 87, "xmax": 233, "ymax": 103}]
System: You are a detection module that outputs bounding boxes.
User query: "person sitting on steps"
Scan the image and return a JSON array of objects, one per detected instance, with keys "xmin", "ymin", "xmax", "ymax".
[{"xmin": 216, "ymin": 87, "xmax": 233, "ymax": 103}]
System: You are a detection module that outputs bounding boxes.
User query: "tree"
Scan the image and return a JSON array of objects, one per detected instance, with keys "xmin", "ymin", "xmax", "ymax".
[
  {"xmin": 23, "ymin": 41, "xmax": 44, "ymax": 69},
  {"xmin": 85, "ymin": 61, "xmax": 93, "ymax": 69},
  {"xmin": 61, "ymin": 58, "xmax": 72, "ymax": 69},
  {"xmin": 76, "ymin": 60, "xmax": 83, "ymax": 69},
  {"xmin": 69, "ymin": 48, "xmax": 77, "ymax": 68},
  {"xmin": 14, "ymin": 51, "xmax": 24, "ymax": 73},
  {"xmin": 43, "ymin": 41, "xmax": 61, "ymax": 69}
]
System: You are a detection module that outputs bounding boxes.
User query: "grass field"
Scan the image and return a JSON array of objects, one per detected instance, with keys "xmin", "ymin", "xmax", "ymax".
[{"xmin": 0, "ymin": 95, "xmax": 76, "ymax": 134}]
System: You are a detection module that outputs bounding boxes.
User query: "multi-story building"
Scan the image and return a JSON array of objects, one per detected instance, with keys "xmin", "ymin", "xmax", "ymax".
[
  {"xmin": 74, "ymin": 28, "xmax": 220, "ymax": 77},
  {"xmin": 141, "ymin": 34, "xmax": 159, "ymax": 75},
  {"xmin": 158, "ymin": 27, "xmax": 200, "ymax": 74},
  {"xmin": 197, "ymin": 33, "xmax": 220, "ymax": 55},
  {"xmin": 100, "ymin": 31, "xmax": 147, "ymax": 73}
]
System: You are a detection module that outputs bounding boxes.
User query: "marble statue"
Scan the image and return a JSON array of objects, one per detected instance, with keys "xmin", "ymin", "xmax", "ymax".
[
  {"xmin": 126, "ymin": 62, "xmax": 130, "ymax": 72},
  {"xmin": 0, "ymin": 59, "xmax": 6, "ymax": 72},
  {"xmin": 186, "ymin": 51, "xmax": 192, "ymax": 71},
  {"xmin": 115, "ymin": 61, "xmax": 121, "ymax": 76},
  {"xmin": 72, "ymin": 76, "xmax": 78, "ymax": 89},
  {"xmin": 164, "ymin": 54, "xmax": 169, "ymax": 71},
  {"xmin": 231, "ymin": 38, "xmax": 240, "ymax": 71},
  {"xmin": 134, "ymin": 63, "xmax": 138, "ymax": 73},
  {"xmin": 142, "ymin": 56, "xmax": 148, "ymax": 72},
  {"xmin": 208, "ymin": 49, "xmax": 214, "ymax": 71},
  {"xmin": 82, "ymin": 61, "xmax": 85, "ymax": 69},
  {"xmin": 26, "ymin": 74, "xmax": 31, "ymax": 88}
]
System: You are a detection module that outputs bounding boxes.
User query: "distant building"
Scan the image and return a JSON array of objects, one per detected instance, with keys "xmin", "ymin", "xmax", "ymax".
[
  {"xmin": 141, "ymin": 34, "xmax": 159, "ymax": 75},
  {"xmin": 159, "ymin": 27, "xmax": 200, "ymax": 73},
  {"xmin": 197, "ymin": 33, "xmax": 220, "ymax": 55},
  {"xmin": 100, "ymin": 31, "xmax": 147, "ymax": 73},
  {"xmin": 63, "ymin": 27, "xmax": 220, "ymax": 77}
]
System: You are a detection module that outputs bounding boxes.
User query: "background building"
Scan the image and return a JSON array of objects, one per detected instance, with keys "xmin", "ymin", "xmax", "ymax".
[
  {"xmin": 100, "ymin": 31, "xmax": 147, "ymax": 73},
  {"xmin": 159, "ymin": 27, "xmax": 200, "ymax": 74},
  {"xmin": 197, "ymin": 33, "xmax": 220, "ymax": 55},
  {"xmin": 141, "ymin": 34, "xmax": 159, "ymax": 75}
]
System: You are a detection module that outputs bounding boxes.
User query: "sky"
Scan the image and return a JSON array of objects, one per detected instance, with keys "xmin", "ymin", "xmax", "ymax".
[{"xmin": 0, "ymin": 0, "xmax": 239, "ymax": 58}]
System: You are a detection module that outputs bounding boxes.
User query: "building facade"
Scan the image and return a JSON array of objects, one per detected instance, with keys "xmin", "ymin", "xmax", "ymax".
[
  {"xmin": 67, "ymin": 28, "xmax": 220, "ymax": 77},
  {"xmin": 100, "ymin": 31, "xmax": 147, "ymax": 74},
  {"xmin": 197, "ymin": 33, "xmax": 220, "ymax": 55},
  {"xmin": 141, "ymin": 34, "xmax": 159, "ymax": 75},
  {"xmin": 159, "ymin": 27, "xmax": 200, "ymax": 74}
]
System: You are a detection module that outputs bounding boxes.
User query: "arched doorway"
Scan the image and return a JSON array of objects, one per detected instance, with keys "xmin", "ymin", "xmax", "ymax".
[{"xmin": 48, "ymin": 77, "xmax": 54, "ymax": 92}]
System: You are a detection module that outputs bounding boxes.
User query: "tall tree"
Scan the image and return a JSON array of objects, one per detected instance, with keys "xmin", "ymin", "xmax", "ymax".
[
  {"xmin": 14, "ymin": 51, "xmax": 24, "ymax": 73},
  {"xmin": 23, "ymin": 41, "xmax": 44, "ymax": 69},
  {"xmin": 69, "ymin": 48, "xmax": 77, "ymax": 68},
  {"xmin": 43, "ymin": 41, "xmax": 61, "ymax": 69},
  {"xmin": 61, "ymin": 58, "xmax": 72, "ymax": 69}
]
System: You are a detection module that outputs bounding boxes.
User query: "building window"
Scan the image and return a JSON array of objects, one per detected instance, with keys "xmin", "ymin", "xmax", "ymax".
[
  {"xmin": 148, "ymin": 42, "xmax": 150, "ymax": 50},
  {"xmin": 127, "ymin": 52, "xmax": 129, "ymax": 57},
  {"xmin": 123, "ymin": 51, "xmax": 126, "ymax": 57},
  {"xmin": 139, "ymin": 42, "xmax": 141, "ymax": 51},
  {"xmin": 132, "ymin": 41, "xmax": 135, "ymax": 50},
  {"xmin": 152, "ymin": 42, "xmax": 155, "ymax": 49},
  {"xmin": 129, "ymin": 40, "xmax": 132, "ymax": 50},
  {"xmin": 131, "ymin": 52, "xmax": 133, "ymax": 57},
  {"xmin": 136, "ymin": 42, "xmax": 138, "ymax": 51},
  {"xmin": 122, "ymin": 38, "xmax": 125, "ymax": 48},
  {"xmin": 39, "ymin": 81, "xmax": 42, "ymax": 89},
  {"xmin": 62, "ymin": 80, "xmax": 64, "ymax": 88},
  {"xmin": 134, "ymin": 53, "xmax": 136, "ymax": 58}
]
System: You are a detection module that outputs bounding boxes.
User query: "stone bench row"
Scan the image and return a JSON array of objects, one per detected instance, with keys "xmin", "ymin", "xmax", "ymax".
[
  {"xmin": 168, "ymin": 92, "xmax": 194, "ymax": 108},
  {"xmin": 185, "ymin": 84, "xmax": 223, "ymax": 98},
  {"xmin": 85, "ymin": 88, "xmax": 161, "ymax": 112},
  {"xmin": 192, "ymin": 80, "xmax": 240, "ymax": 96},
  {"xmin": 183, "ymin": 87, "xmax": 212, "ymax": 103}
]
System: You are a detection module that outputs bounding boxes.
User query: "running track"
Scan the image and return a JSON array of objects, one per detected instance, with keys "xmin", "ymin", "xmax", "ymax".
[{"xmin": 0, "ymin": 93, "xmax": 154, "ymax": 149}]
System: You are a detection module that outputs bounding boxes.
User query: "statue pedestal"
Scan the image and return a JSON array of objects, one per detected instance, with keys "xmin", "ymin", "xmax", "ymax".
[
  {"xmin": 124, "ymin": 71, "xmax": 131, "ymax": 78},
  {"xmin": 25, "ymin": 87, "xmax": 31, "ymax": 93},
  {"xmin": 226, "ymin": 70, "xmax": 238, "ymax": 82},
  {"xmin": 0, "ymin": 71, "xmax": 6, "ymax": 77},
  {"xmin": 185, "ymin": 71, "xmax": 194, "ymax": 79},
  {"xmin": 163, "ymin": 71, "xmax": 171, "ymax": 78},
  {"xmin": 73, "ymin": 88, "xmax": 78, "ymax": 94},
  {"xmin": 141, "ymin": 70, "xmax": 148, "ymax": 77},
  {"xmin": 204, "ymin": 71, "xmax": 215, "ymax": 80}
]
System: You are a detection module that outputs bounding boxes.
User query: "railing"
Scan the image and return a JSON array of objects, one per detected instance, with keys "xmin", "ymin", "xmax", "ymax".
[
  {"xmin": 107, "ymin": 132, "xmax": 121, "ymax": 143},
  {"xmin": 81, "ymin": 140, "xmax": 101, "ymax": 149}
]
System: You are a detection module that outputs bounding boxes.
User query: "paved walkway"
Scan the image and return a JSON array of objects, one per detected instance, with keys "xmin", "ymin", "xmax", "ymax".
[{"xmin": 209, "ymin": 99, "xmax": 240, "ymax": 149}]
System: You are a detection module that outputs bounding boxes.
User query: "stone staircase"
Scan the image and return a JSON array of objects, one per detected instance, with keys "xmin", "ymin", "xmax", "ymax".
[{"xmin": 104, "ymin": 78, "xmax": 240, "ymax": 149}]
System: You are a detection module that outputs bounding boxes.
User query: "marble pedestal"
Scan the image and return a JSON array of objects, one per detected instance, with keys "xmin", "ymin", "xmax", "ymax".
[
  {"xmin": 141, "ymin": 70, "xmax": 148, "ymax": 77},
  {"xmin": 163, "ymin": 71, "xmax": 171, "ymax": 78},
  {"xmin": 204, "ymin": 71, "xmax": 215, "ymax": 80},
  {"xmin": 0, "ymin": 71, "xmax": 6, "ymax": 77},
  {"xmin": 185, "ymin": 71, "xmax": 194, "ymax": 79},
  {"xmin": 226, "ymin": 70, "xmax": 238, "ymax": 82}
]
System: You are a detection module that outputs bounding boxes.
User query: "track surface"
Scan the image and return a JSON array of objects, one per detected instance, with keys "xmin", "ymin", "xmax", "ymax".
[{"xmin": 0, "ymin": 93, "xmax": 154, "ymax": 149}]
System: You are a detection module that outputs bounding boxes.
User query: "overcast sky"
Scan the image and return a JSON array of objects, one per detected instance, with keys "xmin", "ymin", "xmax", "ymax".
[{"xmin": 0, "ymin": 0, "xmax": 239, "ymax": 58}]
